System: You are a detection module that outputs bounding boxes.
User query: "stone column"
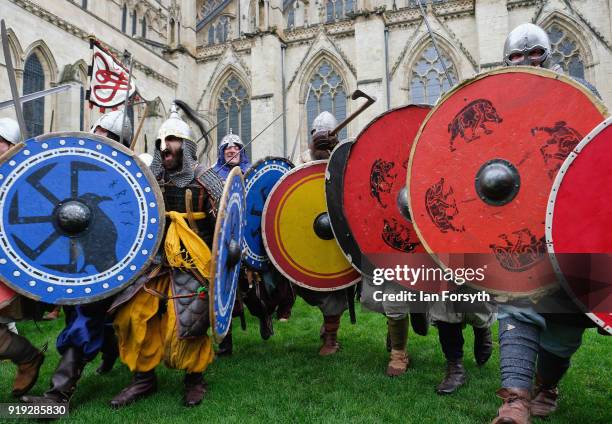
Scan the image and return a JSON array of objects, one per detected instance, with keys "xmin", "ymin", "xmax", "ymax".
[
  {"xmin": 475, "ymin": 0, "xmax": 509, "ymax": 70},
  {"xmin": 353, "ymin": 14, "xmax": 386, "ymax": 134},
  {"xmin": 54, "ymin": 81, "xmax": 82, "ymax": 132},
  {"xmin": 250, "ymin": 33, "xmax": 284, "ymax": 158}
]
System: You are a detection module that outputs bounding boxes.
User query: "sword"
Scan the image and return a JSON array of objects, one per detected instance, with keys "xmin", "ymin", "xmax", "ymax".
[
  {"xmin": 0, "ymin": 85, "xmax": 72, "ymax": 111},
  {"xmin": 1, "ymin": 19, "xmax": 27, "ymax": 142},
  {"xmin": 416, "ymin": 0, "xmax": 454, "ymax": 86},
  {"xmin": 119, "ymin": 50, "xmax": 134, "ymax": 148}
]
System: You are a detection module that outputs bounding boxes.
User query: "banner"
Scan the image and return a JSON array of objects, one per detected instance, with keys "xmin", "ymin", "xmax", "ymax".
[{"xmin": 86, "ymin": 39, "xmax": 136, "ymax": 111}]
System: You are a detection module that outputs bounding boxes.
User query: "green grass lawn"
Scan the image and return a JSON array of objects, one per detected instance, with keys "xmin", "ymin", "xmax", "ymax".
[{"xmin": 1, "ymin": 299, "xmax": 610, "ymax": 423}]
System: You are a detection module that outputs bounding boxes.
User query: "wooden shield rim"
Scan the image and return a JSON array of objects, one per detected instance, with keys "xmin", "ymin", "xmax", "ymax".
[
  {"xmin": 244, "ymin": 156, "xmax": 295, "ymax": 181},
  {"xmin": 262, "ymin": 160, "xmax": 360, "ymax": 291},
  {"xmin": 406, "ymin": 67, "xmax": 609, "ymax": 299},
  {"xmin": 335, "ymin": 104, "xmax": 432, "ymax": 275},
  {"xmin": 209, "ymin": 166, "xmax": 244, "ymax": 343},
  {"xmin": 243, "ymin": 156, "xmax": 294, "ymax": 270},
  {"xmin": 546, "ymin": 116, "xmax": 612, "ymax": 334},
  {"xmin": 325, "ymin": 140, "xmax": 363, "ymax": 272},
  {"xmin": 0, "ymin": 131, "xmax": 166, "ymax": 305}
]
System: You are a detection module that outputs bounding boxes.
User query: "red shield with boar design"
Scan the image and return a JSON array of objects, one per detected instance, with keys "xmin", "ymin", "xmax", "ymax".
[
  {"xmin": 407, "ymin": 68, "xmax": 608, "ymax": 298},
  {"xmin": 338, "ymin": 105, "xmax": 451, "ymax": 293}
]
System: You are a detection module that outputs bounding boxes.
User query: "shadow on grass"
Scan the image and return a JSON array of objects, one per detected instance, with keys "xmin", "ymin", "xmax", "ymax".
[{"xmin": 1, "ymin": 299, "xmax": 610, "ymax": 423}]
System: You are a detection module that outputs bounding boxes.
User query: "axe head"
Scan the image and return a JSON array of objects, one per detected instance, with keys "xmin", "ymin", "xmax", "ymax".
[{"xmin": 351, "ymin": 89, "xmax": 375, "ymax": 103}]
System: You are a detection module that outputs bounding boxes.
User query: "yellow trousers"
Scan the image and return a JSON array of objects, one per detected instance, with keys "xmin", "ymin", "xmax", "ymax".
[{"xmin": 113, "ymin": 274, "xmax": 214, "ymax": 373}]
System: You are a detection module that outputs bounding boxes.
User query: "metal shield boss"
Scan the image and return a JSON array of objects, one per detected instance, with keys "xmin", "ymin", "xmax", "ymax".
[
  {"xmin": 0, "ymin": 132, "xmax": 165, "ymax": 305},
  {"xmin": 263, "ymin": 161, "xmax": 360, "ymax": 291},
  {"xmin": 209, "ymin": 167, "xmax": 245, "ymax": 342},
  {"xmin": 547, "ymin": 117, "xmax": 612, "ymax": 334},
  {"xmin": 243, "ymin": 157, "xmax": 294, "ymax": 271},
  {"xmin": 407, "ymin": 68, "xmax": 608, "ymax": 298},
  {"xmin": 329, "ymin": 105, "xmax": 450, "ymax": 293}
]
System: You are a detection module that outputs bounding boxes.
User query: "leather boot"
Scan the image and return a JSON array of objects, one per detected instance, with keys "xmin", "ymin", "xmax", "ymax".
[
  {"xmin": 386, "ymin": 349, "xmax": 409, "ymax": 377},
  {"xmin": 474, "ymin": 326, "xmax": 493, "ymax": 366},
  {"xmin": 21, "ymin": 347, "xmax": 85, "ymax": 405},
  {"xmin": 386, "ymin": 317, "xmax": 409, "ymax": 376},
  {"xmin": 0, "ymin": 327, "xmax": 45, "ymax": 398},
  {"xmin": 13, "ymin": 352, "xmax": 45, "ymax": 398},
  {"xmin": 217, "ymin": 330, "xmax": 233, "ymax": 357},
  {"xmin": 531, "ymin": 386, "xmax": 558, "ymax": 417},
  {"xmin": 531, "ymin": 373, "xmax": 559, "ymax": 417},
  {"xmin": 109, "ymin": 370, "xmax": 157, "ymax": 408},
  {"xmin": 319, "ymin": 315, "xmax": 340, "ymax": 356},
  {"xmin": 436, "ymin": 359, "xmax": 466, "ymax": 395},
  {"xmin": 183, "ymin": 373, "xmax": 207, "ymax": 407},
  {"xmin": 492, "ymin": 388, "xmax": 531, "ymax": 424},
  {"xmin": 530, "ymin": 348, "xmax": 569, "ymax": 417}
]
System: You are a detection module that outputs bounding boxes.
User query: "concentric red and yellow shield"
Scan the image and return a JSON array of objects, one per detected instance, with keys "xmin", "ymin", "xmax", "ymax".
[
  {"xmin": 262, "ymin": 161, "xmax": 360, "ymax": 291},
  {"xmin": 547, "ymin": 117, "xmax": 612, "ymax": 334},
  {"xmin": 407, "ymin": 67, "xmax": 608, "ymax": 298}
]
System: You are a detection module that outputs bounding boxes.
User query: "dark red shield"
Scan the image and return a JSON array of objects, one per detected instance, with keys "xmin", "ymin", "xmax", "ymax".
[
  {"xmin": 547, "ymin": 117, "xmax": 612, "ymax": 334},
  {"xmin": 340, "ymin": 105, "xmax": 450, "ymax": 292},
  {"xmin": 408, "ymin": 68, "xmax": 608, "ymax": 298}
]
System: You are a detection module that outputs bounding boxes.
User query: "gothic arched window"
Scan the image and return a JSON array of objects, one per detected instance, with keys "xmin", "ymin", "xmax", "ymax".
[
  {"xmin": 217, "ymin": 76, "xmax": 251, "ymax": 158},
  {"xmin": 547, "ymin": 24, "xmax": 585, "ymax": 79},
  {"xmin": 23, "ymin": 54, "xmax": 45, "ymax": 137},
  {"xmin": 306, "ymin": 60, "xmax": 347, "ymax": 140},
  {"xmin": 208, "ymin": 26, "xmax": 215, "ymax": 45},
  {"xmin": 131, "ymin": 10, "xmax": 137, "ymax": 36},
  {"xmin": 208, "ymin": 17, "xmax": 230, "ymax": 45},
  {"xmin": 121, "ymin": 5, "xmax": 127, "ymax": 33},
  {"xmin": 410, "ymin": 44, "xmax": 457, "ymax": 105},
  {"xmin": 287, "ymin": 5, "xmax": 295, "ymax": 28},
  {"xmin": 142, "ymin": 17, "xmax": 147, "ymax": 38},
  {"xmin": 326, "ymin": 0, "xmax": 354, "ymax": 23},
  {"xmin": 170, "ymin": 18, "xmax": 176, "ymax": 44}
]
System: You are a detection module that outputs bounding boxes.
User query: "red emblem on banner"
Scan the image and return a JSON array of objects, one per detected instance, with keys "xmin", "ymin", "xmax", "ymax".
[
  {"xmin": 87, "ymin": 40, "xmax": 136, "ymax": 110},
  {"xmin": 408, "ymin": 68, "xmax": 608, "ymax": 298},
  {"xmin": 547, "ymin": 118, "xmax": 612, "ymax": 334}
]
